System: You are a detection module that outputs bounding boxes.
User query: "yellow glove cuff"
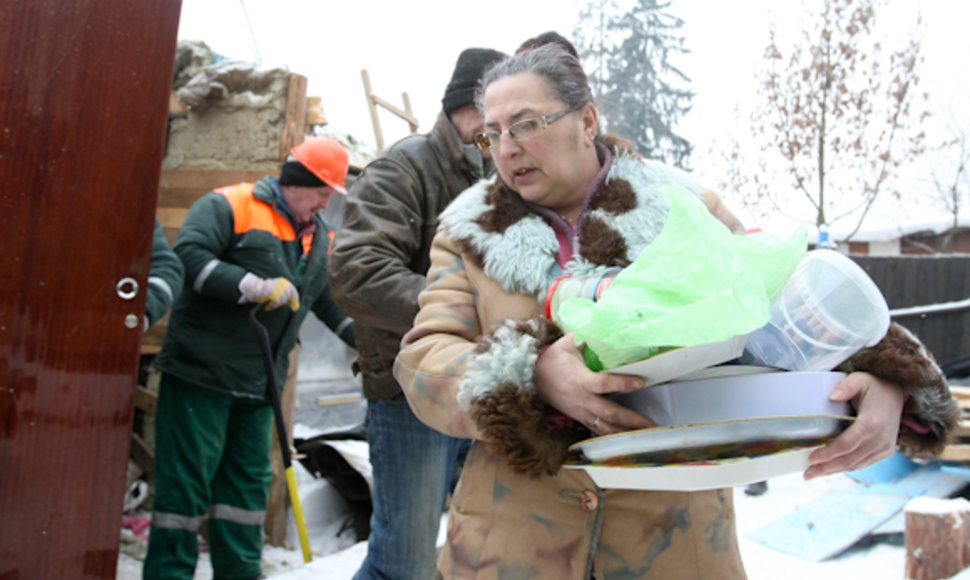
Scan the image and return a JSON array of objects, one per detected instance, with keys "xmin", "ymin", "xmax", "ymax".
[{"xmin": 262, "ymin": 278, "xmax": 290, "ymax": 310}]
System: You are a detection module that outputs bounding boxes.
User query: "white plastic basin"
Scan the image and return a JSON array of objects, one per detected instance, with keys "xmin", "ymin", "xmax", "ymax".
[{"xmin": 610, "ymin": 367, "xmax": 850, "ymax": 426}]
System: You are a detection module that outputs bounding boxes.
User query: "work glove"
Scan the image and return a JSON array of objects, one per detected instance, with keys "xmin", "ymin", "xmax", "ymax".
[{"xmin": 238, "ymin": 272, "xmax": 300, "ymax": 311}]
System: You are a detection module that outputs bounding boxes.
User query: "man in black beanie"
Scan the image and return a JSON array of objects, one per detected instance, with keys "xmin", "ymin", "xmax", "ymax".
[
  {"xmin": 441, "ymin": 47, "xmax": 506, "ymax": 114},
  {"xmin": 329, "ymin": 47, "xmax": 505, "ymax": 580}
]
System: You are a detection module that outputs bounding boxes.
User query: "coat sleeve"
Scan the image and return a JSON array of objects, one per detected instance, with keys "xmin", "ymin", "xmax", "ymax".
[
  {"xmin": 394, "ymin": 229, "xmax": 490, "ymax": 440},
  {"xmin": 838, "ymin": 321, "xmax": 959, "ymax": 456},
  {"xmin": 394, "ymin": 229, "xmax": 585, "ymax": 477},
  {"xmin": 144, "ymin": 217, "xmax": 184, "ymax": 329},
  {"xmin": 328, "ymin": 156, "xmax": 429, "ymax": 335},
  {"xmin": 174, "ymin": 192, "xmax": 249, "ymax": 303},
  {"xmin": 311, "ymin": 272, "xmax": 356, "ymax": 349}
]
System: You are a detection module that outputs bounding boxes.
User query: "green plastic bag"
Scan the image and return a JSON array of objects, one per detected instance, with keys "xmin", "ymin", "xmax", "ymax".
[{"xmin": 557, "ymin": 185, "xmax": 807, "ymax": 370}]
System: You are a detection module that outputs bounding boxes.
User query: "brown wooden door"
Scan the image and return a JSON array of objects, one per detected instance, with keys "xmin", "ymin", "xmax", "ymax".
[{"xmin": 0, "ymin": 0, "xmax": 182, "ymax": 577}]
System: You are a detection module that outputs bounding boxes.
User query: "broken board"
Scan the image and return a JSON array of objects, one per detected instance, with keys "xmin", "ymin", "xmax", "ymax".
[{"xmin": 746, "ymin": 489, "xmax": 909, "ymax": 561}]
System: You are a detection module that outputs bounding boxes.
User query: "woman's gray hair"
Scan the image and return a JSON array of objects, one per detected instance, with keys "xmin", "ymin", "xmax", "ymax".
[{"xmin": 474, "ymin": 44, "xmax": 594, "ymax": 114}]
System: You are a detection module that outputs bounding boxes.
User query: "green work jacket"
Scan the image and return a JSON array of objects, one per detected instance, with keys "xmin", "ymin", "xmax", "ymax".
[{"xmin": 154, "ymin": 176, "xmax": 355, "ymax": 399}]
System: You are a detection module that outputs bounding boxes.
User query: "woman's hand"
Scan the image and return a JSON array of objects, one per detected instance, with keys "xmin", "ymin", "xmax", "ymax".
[
  {"xmin": 534, "ymin": 332, "xmax": 656, "ymax": 435},
  {"xmin": 806, "ymin": 371, "xmax": 905, "ymax": 479}
]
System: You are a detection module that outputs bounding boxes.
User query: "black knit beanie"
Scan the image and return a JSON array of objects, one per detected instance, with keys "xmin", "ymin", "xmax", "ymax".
[
  {"xmin": 441, "ymin": 48, "xmax": 506, "ymax": 114},
  {"xmin": 279, "ymin": 159, "xmax": 326, "ymax": 187}
]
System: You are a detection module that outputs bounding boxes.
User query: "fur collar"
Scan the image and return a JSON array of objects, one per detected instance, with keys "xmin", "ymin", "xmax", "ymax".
[{"xmin": 439, "ymin": 151, "xmax": 703, "ymax": 297}]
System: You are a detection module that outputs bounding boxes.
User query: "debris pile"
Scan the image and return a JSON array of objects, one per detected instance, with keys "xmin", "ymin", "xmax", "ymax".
[{"xmin": 165, "ymin": 40, "xmax": 292, "ymax": 171}]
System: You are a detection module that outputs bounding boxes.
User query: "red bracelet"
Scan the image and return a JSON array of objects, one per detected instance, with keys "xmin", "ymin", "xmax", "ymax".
[{"xmin": 544, "ymin": 274, "xmax": 570, "ymax": 320}]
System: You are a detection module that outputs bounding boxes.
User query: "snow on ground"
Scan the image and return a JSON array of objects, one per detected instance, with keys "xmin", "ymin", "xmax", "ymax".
[
  {"xmin": 736, "ymin": 472, "xmax": 906, "ymax": 580},
  {"xmin": 117, "ymin": 469, "xmax": 918, "ymax": 579}
]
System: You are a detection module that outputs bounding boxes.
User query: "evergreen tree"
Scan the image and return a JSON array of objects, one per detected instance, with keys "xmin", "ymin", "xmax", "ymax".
[{"xmin": 574, "ymin": 0, "xmax": 694, "ymax": 168}]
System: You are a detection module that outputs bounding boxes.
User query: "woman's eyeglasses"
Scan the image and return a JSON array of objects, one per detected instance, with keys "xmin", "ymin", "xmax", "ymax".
[{"xmin": 474, "ymin": 108, "xmax": 576, "ymax": 151}]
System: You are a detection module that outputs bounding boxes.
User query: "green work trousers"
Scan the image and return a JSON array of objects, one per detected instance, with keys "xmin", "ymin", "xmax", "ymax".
[{"xmin": 143, "ymin": 373, "xmax": 274, "ymax": 580}]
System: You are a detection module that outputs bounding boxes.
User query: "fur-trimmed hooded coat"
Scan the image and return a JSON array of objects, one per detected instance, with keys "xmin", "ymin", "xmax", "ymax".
[{"xmin": 394, "ymin": 143, "xmax": 957, "ymax": 580}]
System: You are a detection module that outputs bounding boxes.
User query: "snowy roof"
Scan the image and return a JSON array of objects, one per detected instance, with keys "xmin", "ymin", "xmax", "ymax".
[{"xmin": 811, "ymin": 211, "xmax": 970, "ymax": 244}]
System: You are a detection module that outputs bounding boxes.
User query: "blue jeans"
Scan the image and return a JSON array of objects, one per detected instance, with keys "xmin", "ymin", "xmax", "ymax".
[{"xmin": 353, "ymin": 394, "xmax": 469, "ymax": 580}]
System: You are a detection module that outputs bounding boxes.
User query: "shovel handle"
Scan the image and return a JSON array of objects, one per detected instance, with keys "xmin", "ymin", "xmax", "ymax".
[{"xmin": 247, "ymin": 304, "xmax": 313, "ymax": 562}]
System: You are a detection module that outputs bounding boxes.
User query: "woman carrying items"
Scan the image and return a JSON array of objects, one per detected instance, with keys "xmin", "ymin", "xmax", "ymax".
[{"xmin": 393, "ymin": 42, "xmax": 958, "ymax": 579}]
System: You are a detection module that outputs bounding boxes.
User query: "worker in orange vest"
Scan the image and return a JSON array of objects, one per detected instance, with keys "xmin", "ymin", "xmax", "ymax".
[{"xmin": 144, "ymin": 136, "xmax": 356, "ymax": 580}]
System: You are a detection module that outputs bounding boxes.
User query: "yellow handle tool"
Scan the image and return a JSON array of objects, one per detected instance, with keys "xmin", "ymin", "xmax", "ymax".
[{"xmin": 249, "ymin": 304, "xmax": 312, "ymax": 562}]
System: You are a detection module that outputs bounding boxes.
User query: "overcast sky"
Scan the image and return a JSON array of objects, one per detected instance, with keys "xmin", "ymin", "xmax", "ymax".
[
  {"xmin": 176, "ymin": 0, "xmax": 970, "ymax": 234},
  {"xmin": 177, "ymin": 0, "xmax": 579, "ymax": 149}
]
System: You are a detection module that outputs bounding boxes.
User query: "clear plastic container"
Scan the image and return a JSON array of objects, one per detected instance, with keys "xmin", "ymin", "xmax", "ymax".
[
  {"xmin": 743, "ymin": 249, "xmax": 890, "ymax": 371},
  {"xmin": 544, "ymin": 268, "xmax": 622, "ymax": 323}
]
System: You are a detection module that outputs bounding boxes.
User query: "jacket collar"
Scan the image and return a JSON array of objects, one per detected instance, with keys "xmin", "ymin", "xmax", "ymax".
[
  {"xmin": 522, "ymin": 143, "xmax": 614, "ymax": 238},
  {"xmin": 256, "ymin": 176, "xmax": 323, "ymax": 231},
  {"xmin": 434, "ymin": 111, "xmax": 496, "ymax": 179},
  {"xmin": 439, "ymin": 150, "xmax": 674, "ymax": 297}
]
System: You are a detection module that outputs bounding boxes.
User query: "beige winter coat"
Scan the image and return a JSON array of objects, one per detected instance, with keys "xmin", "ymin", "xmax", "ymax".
[{"xmin": 394, "ymin": 145, "xmax": 956, "ymax": 579}]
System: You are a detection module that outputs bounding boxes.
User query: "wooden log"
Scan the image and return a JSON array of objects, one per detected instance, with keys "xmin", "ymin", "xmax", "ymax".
[{"xmin": 905, "ymin": 496, "xmax": 970, "ymax": 580}]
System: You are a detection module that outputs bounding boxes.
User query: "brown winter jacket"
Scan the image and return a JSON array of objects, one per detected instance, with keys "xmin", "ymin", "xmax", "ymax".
[
  {"xmin": 329, "ymin": 112, "xmax": 492, "ymax": 401},
  {"xmin": 394, "ymin": 143, "xmax": 957, "ymax": 579}
]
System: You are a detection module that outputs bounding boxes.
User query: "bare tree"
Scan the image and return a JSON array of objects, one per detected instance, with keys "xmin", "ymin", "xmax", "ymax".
[
  {"xmin": 719, "ymin": 0, "xmax": 929, "ymax": 240},
  {"xmin": 926, "ymin": 115, "xmax": 970, "ymax": 251}
]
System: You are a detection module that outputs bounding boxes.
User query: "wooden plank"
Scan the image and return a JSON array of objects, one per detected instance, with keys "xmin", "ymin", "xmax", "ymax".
[
  {"xmin": 160, "ymin": 226, "xmax": 179, "ymax": 246},
  {"xmin": 130, "ymin": 433, "xmax": 155, "ymax": 483},
  {"xmin": 941, "ymin": 445, "xmax": 970, "ymax": 462},
  {"xmin": 156, "ymin": 186, "xmax": 209, "ymax": 210},
  {"xmin": 306, "ymin": 96, "xmax": 327, "ymax": 126},
  {"xmin": 951, "ymin": 386, "xmax": 970, "ymax": 400},
  {"xmin": 279, "ymin": 73, "xmax": 308, "ymax": 162},
  {"xmin": 141, "ymin": 333, "xmax": 165, "ymax": 354},
  {"xmin": 134, "ymin": 386, "xmax": 157, "ymax": 414},
  {"xmin": 371, "ymin": 93, "xmax": 419, "ymax": 126},
  {"xmin": 361, "ymin": 69, "xmax": 384, "ymax": 151},
  {"xmin": 141, "ymin": 313, "xmax": 169, "ymax": 355},
  {"xmin": 159, "ymin": 169, "xmax": 272, "ymax": 207},
  {"xmin": 156, "ymin": 207, "xmax": 189, "ymax": 230},
  {"xmin": 140, "ymin": 343, "xmax": 162, "ymax": 356},
  {"xmin": 159, "ymin": 168, "xmax": 271, "ymax": 190},
  {"xmin": 316, "ymin": 393, "xmax": 363, "ymax": 407}
]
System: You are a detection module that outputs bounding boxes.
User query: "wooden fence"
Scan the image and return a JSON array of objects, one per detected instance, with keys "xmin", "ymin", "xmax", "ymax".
[{"xmin": 851, "ymin": 255, "xmax": 970, "ymax": 369}]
